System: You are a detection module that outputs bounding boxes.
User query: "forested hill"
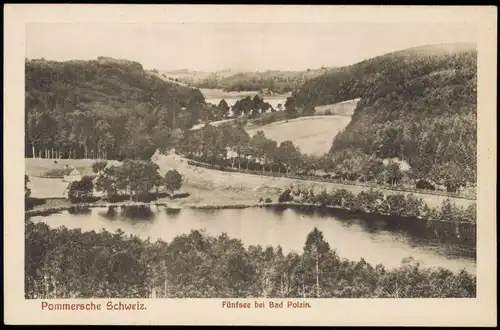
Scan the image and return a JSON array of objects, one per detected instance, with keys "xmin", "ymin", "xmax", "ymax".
[
  {"xmin": 25, "ymin": 57, "xmax": 207, "ymax": 160},
  {"xmin": 295, "ymin": 43, "xmax": 478, "ymax": 190}
]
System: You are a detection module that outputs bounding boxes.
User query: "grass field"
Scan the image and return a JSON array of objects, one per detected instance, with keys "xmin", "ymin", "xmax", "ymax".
[
  {"xmin": 246, "ymin": 115, "xmax": 352, "ymax": 156},
  {"xmin": 25, "ymin": 158, "xmax": 97, "ymax": 199},
  {"xmin": 153, "ymin": 154, "xmax": 475, "ymax": 209},
  {"xmin": 314, "ymin": 98, "xmax": 360, "ymax": 116}
]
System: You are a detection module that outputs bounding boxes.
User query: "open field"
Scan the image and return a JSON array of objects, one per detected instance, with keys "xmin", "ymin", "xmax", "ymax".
[
  {"xmin": 314, "ymin": 98, "xmax": 360, "ymax": 116},
  {"xmin": 246, "ymin": 115, "xmax": 352, "ymax": 156},
  {"xmin": 26, "ymin": 155, "xmax": 475, "ymax": 209},
  {"xmin": 25, "ymin": 158, "xmax": 97, "ymax": 199},
  {"xmin": 153, "ymin": 154, "xmax": 475, "ymax": 209},
  {"xmin": 25, "ymin": 158, "xmax": 96, "ymax": 177}
]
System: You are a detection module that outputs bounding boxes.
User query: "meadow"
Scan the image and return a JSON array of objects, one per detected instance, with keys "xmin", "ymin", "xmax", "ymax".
[{"xmin": 246, "ymin": 116, "xmax": 352, "ymax": 156}]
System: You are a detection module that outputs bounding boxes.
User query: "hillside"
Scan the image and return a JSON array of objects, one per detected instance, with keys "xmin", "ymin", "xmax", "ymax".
[
  {"xmin": 292, "ymin": 43, "xmax": 477, "ymax": 191},
  {"xmin": 163, "ymin": 67, "xmax": 335, "ymax": 93},
  {"xmin": 25, "ymin": 57, "xmax": 208, "ymax": 160}
]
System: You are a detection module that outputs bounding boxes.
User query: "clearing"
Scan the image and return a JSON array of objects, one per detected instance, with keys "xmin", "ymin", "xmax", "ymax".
[
  {"xmin": 153, "ymin": 154, "xmax": 475, "ymax": 209},
  {"xmin": 314, "ymin": 98, "xmax": 360, "ymax": 116},
  {"xmin": 246, "ymin": 115, "xmax": 352, "ymax": 156},
  {"xmin": 25, "ymin": 158, "xmax": 97, "ymax": 199}
]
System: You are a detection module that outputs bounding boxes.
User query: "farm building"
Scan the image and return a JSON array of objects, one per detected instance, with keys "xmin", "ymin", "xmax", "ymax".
[{"xmin": 64, "ymin": 168, "xmax": 82, "ymax": 182}]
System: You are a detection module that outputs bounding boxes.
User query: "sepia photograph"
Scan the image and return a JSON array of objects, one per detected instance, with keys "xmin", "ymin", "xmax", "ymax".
[{"xmin": 4, "ymin": 4, "xmax": 497, "ymax": 326}]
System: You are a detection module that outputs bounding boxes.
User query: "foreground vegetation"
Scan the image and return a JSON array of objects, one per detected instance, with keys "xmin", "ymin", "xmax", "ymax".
[{"xmin": 25, "ymin": 221, "xmax": 475, "ymax": 299}]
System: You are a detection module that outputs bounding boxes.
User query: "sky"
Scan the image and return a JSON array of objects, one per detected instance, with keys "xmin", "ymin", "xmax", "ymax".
[{"xmin": 26, "ymin": 22, "xmax": 477, "ymax": 72}]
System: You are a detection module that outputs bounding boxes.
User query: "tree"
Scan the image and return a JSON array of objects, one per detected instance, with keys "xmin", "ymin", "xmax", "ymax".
[
  {"xmin": 164, "ymin": 169, "xmax": 182, "ymax": 195},
  {"xmin": 218, "ymin": 99, "xmax": 230, "ymax": 118},
  {"xmin": 303, "ymin": 228, "xmax": 331, "ymax": 297},
  {"xmin": 277, "ymin": 141, "xmax": 301, "ymax": 175},
  {"xmin": 302, "ymin": 103, "xmax": 316, "ymax": 116},
  {"xmin": 118, "ymin": 159, "xmax": 162, "ymax": 201},
  {"xmin": 92, "ymin": 161, "xmax": 108, "ymax": 173},
  {"xmin": 260, "ymin": 102, "xmax": 272, "ymax": 114},
  {"xmin": 250, "ymin": 131, "xmax": 274, "ymax": 172},
  {"xmin": 284, "ymin": 97, "xmax": 298, "ymax": 119},
  {"xmin": 95, "ymin": 165, "xmax": 121, "ymax": 199},
  {"xmin": 67, "ymin": 176, "xmax": 94, "ymax": 203},
  {"xmin": 385, "ymin": 161, "xmax": 403, "ymax": 186}
]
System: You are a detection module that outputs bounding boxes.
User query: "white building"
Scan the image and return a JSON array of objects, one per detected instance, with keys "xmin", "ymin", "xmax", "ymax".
[{"xmin": 64, "ymin": 168, "xmax": 82, "ymax": 182}]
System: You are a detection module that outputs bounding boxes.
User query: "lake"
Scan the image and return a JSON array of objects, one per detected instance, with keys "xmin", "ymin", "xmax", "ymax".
[{"xmin": 29, "ymin": 205, "xmax": 476, "ymax": 275}]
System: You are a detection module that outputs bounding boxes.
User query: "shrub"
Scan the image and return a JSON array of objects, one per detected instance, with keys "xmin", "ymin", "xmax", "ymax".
[
  {"xmin": 265, "ymin": 197, "xmax": 272, "ymax": 203},
  {"xmin": 43, "ymin": 168, "xmax": 72, "ymax": 178},
  {"xmin": 278, "ymin": 189, "xmax": 293, "ymax": 203}
]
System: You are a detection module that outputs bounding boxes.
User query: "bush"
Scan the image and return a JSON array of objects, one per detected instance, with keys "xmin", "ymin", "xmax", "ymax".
[
  {"xmin": 265, "ymin": 197, "xmax": 272, "ymax": 203},
  {"xmin": 43, "ymin": 168, "xmax": 72, "ymax": 178},
  {"xmin": 278, "ymin": 189, "xmax": 293, "ymax": 203}
]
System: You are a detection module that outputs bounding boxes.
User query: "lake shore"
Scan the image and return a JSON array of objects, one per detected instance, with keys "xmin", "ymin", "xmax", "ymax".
[
  {"xmin": 26, "ymin": 155, "xmax": 476, "ymax": 210},
  {"xmin": 25, "ymin": 196, "xmax": 476, "ymax": 227}
]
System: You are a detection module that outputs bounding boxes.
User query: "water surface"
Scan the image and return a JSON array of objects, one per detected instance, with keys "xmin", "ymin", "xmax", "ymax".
[{"xmin": 30, "ymin": 205, "xmax": 476, "ymax": 274}]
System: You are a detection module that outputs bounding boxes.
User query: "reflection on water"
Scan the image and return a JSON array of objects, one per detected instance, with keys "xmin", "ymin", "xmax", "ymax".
[
  {"xmin": 30, "ymin": 205, "xmax": 476, "ymax": 274},
  {"xmin": 67, "ymin": 206, "xmax": 91, "ymax": 215}
]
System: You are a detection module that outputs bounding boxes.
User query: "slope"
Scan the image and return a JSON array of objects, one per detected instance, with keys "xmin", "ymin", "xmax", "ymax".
[{"xmin": 25, "ymin": 57, "xmax": 206, "ymax": 160}]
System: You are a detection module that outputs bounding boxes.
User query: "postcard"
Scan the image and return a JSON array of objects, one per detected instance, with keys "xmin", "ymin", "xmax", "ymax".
[{"xmin": 4, "ymin": 4, "xmax": 497, "ymax": 326}]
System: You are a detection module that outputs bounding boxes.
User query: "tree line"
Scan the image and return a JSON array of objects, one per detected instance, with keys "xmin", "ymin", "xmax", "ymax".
[
  {"xmin": 25, "ymin": 220, "xmax": 476, "ymax": 299},
  {"xmin": 62, "ymin": 160, "xmax": 183, "ymax": 203},
  {"xmin": 179, "ymin": 123, "xmax": 470, "ymax": 193},
  {"xmin": 277, "ymin": 185, "xmax": 476, "ymax": 224},
  {"xmin": 172, "ymin": 68, "xmax": 332, "ymax": 94}
]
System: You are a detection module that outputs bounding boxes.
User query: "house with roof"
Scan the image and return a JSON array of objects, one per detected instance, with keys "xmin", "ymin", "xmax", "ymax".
[{"xmin": 64, "ymin": 168, "xmax": 82, "ymax": 182}]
